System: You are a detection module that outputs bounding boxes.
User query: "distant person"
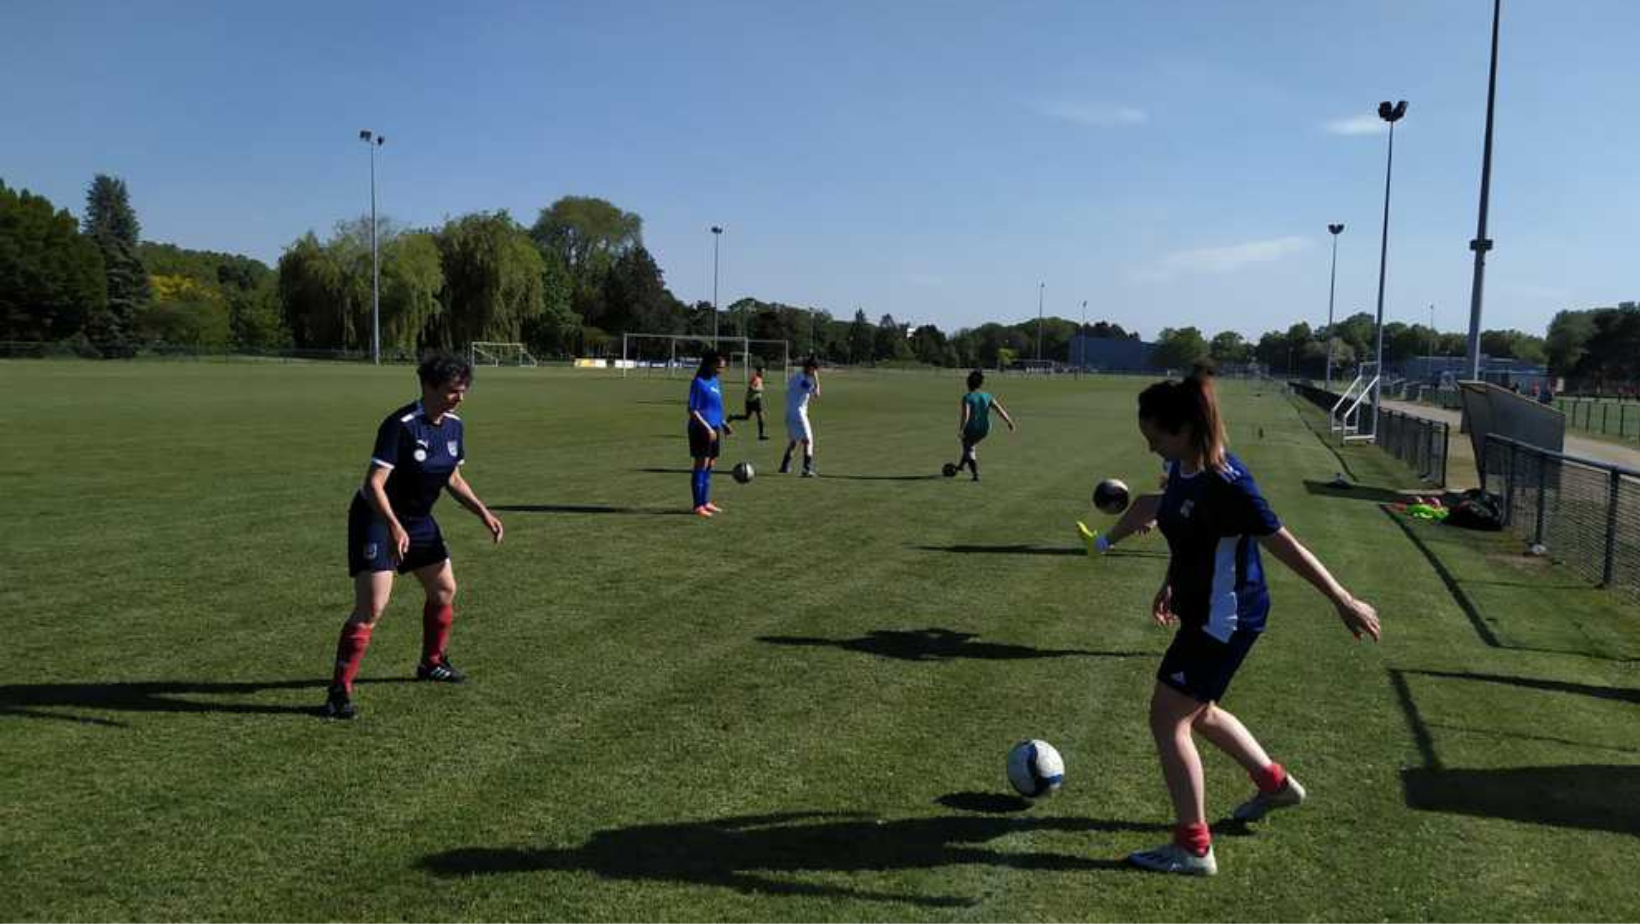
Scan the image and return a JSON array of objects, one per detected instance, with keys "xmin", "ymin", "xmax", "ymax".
[
  {"xmin": 779, "ymin": 357, "xmax": 822, "ymax": 477},
  {"xmin": 1115, "ymin": 363, "xmax": 1380, "ymax": 876},
  {"xmin": 324, "ymin": 353, "xmax": 505, "ymax": 720},
  {"xmin": 950, "ymin": 370, "xmax": 1015, "ymax": 482},
  {"xmin": 687, "ymin": 350, "xmax": 731, "ymax": 517},
  {"xmin": 729, "ymin": 364, "xmax": 768, "ymax": 440}
]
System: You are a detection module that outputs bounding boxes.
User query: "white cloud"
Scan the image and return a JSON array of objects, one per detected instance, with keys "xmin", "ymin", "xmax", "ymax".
[
  {"xmin": 1135, "ymin": 236, "xmax": 1312, "ymax": 282},
  {"xmin": 1323, "ymin": 114, "xmax": 1389, "ymax": 136},
  {"xmin": 1035, "ymin": 101, "xmax": 1147, "ymax": 127}
]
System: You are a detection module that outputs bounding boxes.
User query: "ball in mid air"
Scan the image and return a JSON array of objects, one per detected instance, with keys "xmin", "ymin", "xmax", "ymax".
[
  {"xmin": 1006, "ymin": 739, "xmax": 1064, "ymax": 799},
  {"xmin": 1093, "ymin": 478, "xmax": 1130, "ymax": 515},
  {"xmin": 732, "ymin": 461, "xmax": 755, "ymax": 484}
]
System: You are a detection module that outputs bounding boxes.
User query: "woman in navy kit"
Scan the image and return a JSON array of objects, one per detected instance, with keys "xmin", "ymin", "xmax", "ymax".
[
  {"xmin": 324, "ymin": 353, "xmax": 505, "ymax": 720},
  {"xmin": 687, "ymin": 350, "xmax": 731, "ymax": 518},
  {"xmin": 1122, "ymin": 364, "xmax": 1380, "ymax": 875}
]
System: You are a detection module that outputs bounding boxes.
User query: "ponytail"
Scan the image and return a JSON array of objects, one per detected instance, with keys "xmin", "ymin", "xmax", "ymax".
[{"xmin": 1137, "ymin": 360, "xmax": 1229, "ymax": 471}]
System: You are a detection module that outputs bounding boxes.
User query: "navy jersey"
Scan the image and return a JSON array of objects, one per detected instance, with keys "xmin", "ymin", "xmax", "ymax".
[
  {"xmin": 1156, "ymin": 453, "xmax": 1282, "ymax": 639},
  {"xmin": 365, "ymin": 401, "xmax": 465, "ymax": 519},
  {"xmin": 688, "ymin": 375, "xmax": 725, "ymax": 428}
]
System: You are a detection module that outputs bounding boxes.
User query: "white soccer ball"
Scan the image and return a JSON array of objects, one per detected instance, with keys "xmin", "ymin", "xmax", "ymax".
[
  {"xmin": 1006, "ymin": 739, "xmax": 1064, "ymax": 798},
  {"xmin": 732, "ymin": 461, "xmax": 755, "ymax": 484}
]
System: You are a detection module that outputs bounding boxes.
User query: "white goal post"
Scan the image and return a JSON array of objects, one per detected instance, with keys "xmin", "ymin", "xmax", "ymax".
[{"xmin": 469, "ymin": 342, "xmax": 538, "ymax": 367}]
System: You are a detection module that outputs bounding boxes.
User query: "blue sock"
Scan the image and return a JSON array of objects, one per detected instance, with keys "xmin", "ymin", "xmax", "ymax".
[
  {"xmin": 702, "ymin": 468, "xmax": 713, "ymax": 504},
  {"xmin": 691, "ymin": 470, "xmax": 704, "ymax": 508}
]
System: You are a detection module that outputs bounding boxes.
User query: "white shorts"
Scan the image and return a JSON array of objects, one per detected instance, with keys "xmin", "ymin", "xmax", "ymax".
[{"xmin": 786, "ymin": 411, "xmax": 813, "ymax": 445}]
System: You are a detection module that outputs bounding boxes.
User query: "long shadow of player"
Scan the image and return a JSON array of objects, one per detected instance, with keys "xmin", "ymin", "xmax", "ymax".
[
  {"xmin": 757, "ymin": 628, "xmax": 1145, "ymax": 662},
  {"xmin": 491, "ymin": 504, "xmax": 696, "ymax": 517},
  {"xmin": 915, "ymin": 543, "xmax": 1167, "ymax": 559},
  {"xmin": 418, "ymin": 811, "xmax": 1145, "ymax": 907},
  {"xmin": 0, "ymin": 677, "xmax": 414, "ymax": 726}
]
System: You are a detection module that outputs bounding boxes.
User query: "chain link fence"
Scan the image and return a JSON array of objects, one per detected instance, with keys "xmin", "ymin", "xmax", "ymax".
[
  {"xmin": 1481, "ymin": 434, "xmax": 1640, "ymax": 605},
  {"xmin": 1289, "ymin": 382, "xmax": 1449, "ymax": 486},
  {"xmin": 1553, "ymin": 396, "xmax": 1640, "ymax": 443}
]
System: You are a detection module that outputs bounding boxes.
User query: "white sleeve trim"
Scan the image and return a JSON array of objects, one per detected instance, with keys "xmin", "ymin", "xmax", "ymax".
[{"xmin": 370, "ymin": 457, "xmax": 396, "ymax": 470}]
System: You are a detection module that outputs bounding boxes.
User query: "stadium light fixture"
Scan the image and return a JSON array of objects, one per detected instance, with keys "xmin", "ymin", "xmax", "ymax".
[
  {"xmin": 1370, "ymin": 100, "xmax": 1406, "ymax": 438},
  {"xmin": 359, "ymin": 130, "xmax": 386, "ymax": 365},
  {"xmin": 1324, "ymin": 223, "xmax": 1344, "ymax": 391}
]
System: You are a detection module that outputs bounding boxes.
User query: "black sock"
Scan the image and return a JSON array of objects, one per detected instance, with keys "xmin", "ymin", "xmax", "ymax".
[
  {"xmin": 781, "ymin": 448, "xmax": 793, "ymax": 469},
  {"xmin": 804, "ymin": 453, "xmax": 814, "ymax": 471}
]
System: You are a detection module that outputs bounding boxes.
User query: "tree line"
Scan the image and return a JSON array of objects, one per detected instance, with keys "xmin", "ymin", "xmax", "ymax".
[{"xmin": 1, "ymin": 173, "xmax": 1629, "ymax": 383}]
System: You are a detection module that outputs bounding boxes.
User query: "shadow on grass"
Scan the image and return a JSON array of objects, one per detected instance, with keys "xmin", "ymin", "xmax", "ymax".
[
  {"xmin": 0, "ymin": 677, "xmax": 414, "ymax": 726},
  {"xmin": 1389, "ymin": 668, "xmax": 1640, "ymax": 835},
  {"xmin": 491, "ymin": 504, "xmax": 695, "ymax": 517},
  {"xmin": 1382, "ymin": 506, "xmax": 1636, "ymax": 662},
  {"xmin": 758, "ymin": 628, "xmax": 1146, "ymax": 662},
  {"xmin": 820, "ymin": 473, "xmax": 945, "ymax": 482},
  {"xmin": 418, "ymin": 811, "xmax": 1140, "ymax": 907},
  {"xmin": 1302, "ymin": 479, "xmax": 1416, "ymax": 504}
]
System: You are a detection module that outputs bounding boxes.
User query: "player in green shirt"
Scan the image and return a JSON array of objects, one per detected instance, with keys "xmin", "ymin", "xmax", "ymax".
[{"xmin": 949, "ymin": 370, "xmax": 1016, "ymax": 481}]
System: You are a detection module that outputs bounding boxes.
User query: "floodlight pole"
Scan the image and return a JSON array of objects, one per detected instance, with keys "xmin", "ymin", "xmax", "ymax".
[
  {"xmin": 360, "ymin": 130, "xmax": 385, "ymax": 364},
  {"xmin": 711, "ymin": 226, "xmax": 723, "ymax": 350},
  {"xmin": 1371, "ymin": 100, "xmax": 1407, "ymax": 440},
  {"xmin": 1324, "ymin": 223, "xmax": 1344, "ymax": 391},
  {"xmin": 1036, "ymin": 282, "xmax": 1045, "ymax": 363},
  {"xmin": 1078, "ymin": 299, "xmax": 1087, "ymax": 379},
  {"xmin": 1466, "ymin": 0, "xmax": 1501, "ymax": 381}
]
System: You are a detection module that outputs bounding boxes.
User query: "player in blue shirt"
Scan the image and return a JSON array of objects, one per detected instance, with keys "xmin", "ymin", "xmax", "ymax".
[
  {"xmin": 1114, "ymin": 365, "xmax": 1380, "ymax": 876},
  {"xmin": 687, "ymin": 350, "xmax": 731, "ymax": 517},
  {"xmin": 324, "ymin": 353, "xmax": 505, "ymax": 719}
]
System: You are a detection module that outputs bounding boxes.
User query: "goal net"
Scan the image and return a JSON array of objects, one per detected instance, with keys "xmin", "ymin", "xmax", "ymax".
[{"xmin": 469, "ymin": 342, "xmax": 538, "ymax": 367}]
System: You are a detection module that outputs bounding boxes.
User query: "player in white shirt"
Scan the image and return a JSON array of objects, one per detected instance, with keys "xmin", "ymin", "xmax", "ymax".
[{"xmin": 779, "ymin": 357, "xmax": 822, "ymax": 477}]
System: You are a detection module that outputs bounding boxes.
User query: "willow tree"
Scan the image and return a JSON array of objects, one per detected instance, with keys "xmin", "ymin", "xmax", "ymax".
[{"xmin": 432, "ymin": 211, "xmax": 544, "ymax": 350}]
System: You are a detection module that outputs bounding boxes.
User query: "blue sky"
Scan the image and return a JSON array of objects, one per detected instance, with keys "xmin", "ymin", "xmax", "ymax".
[{"xmin": 4, "ymin": 1, "xmax": 1635, "ymax": 339}]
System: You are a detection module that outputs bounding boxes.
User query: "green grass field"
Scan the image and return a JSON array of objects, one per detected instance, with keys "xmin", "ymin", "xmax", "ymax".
[{"xmin": 4, "ymin": 361, "xmax": 1639, "ymax": 921}]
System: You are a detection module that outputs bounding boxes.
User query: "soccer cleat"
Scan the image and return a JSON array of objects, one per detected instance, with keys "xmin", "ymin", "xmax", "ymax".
[
  {"xmin": 322, "ymin": 686, "xmax": 356, "ymax": 720},
  {"xmin": 778, "ymin": 463, "xmax": 791, "ymax": 474},
  {"xmin": 694, "ymin": 505, "xmax": 714, "ymax": 518},
  {"xmin": 1128, "ymin": 843, "xmax": 1217, "ymax": 876},
  {"xmin": 1232, "ymin": 775, "xmax": 1306, "ymax": 822},
  {"xmin": 416, "ymin": 659, "xmax": 467, "ymax": 683},
  {"xmin": 800, "ymin": 468, "xmax": 817, "ymax": 478},
  {"xmin": 758, "ymin": 434, "xmax": 769, "ymax": 441},
  {"xmin": 1077, "ymin": 521, "xmax": 1100, "ymax": 557},
  {"xmin": 704, "ymin": 502, "xmax": 724, "ymax": 514}
]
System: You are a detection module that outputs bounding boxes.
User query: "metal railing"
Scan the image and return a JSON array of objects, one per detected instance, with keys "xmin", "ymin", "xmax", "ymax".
[
  {"xmin": 1291, "ymin": 381, "xmax": 1449, "ymax": 486},
  {"xmin": 1553, "ymin": 396, "xmax": 1640, "ymax": 443},
  {"xmin": 1481, "ymin": 434, "xmax": 1640, "ymax": 604}
]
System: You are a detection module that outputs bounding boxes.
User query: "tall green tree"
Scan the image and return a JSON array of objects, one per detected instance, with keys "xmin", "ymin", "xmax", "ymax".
[
  {"xmin": 1151, "ymin": 326, "xmax": 1208, "ymax": 369},
  {"xmin": 603, "ymin": 246, "xmax": 682, "ymax": 336},
  {"xmin": 1544, "ymin": 309, "xmax": 1596, "ymax": 375},
  {"xmin": 432, "ymin": 211, "xmax": 545, "ymax": 350},
  {"xmin": 847, "ymin": 309, "xmax": 874, "ymax": 364},
  {"xmin": 874, "ymin": 313, "xmax": 912, "ymax": 361},
  {"xmin": 82, "ymin": 174, "xmax": 149, "ymax": 352},
  {"xmin": 1208, "ymin": 330, "xmax": 1252, "ymax": 364},
  {"xmin": 0, "ymin": 180, "xmax": 106, "ymax": 342},
  {"xmin": 277, "ymin": 232, "xmax": 353, "ymax": 348}
]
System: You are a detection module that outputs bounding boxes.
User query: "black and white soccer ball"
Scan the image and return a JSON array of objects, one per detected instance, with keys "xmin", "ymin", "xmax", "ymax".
[
  {"xmin": 1006, "ymin": 739, "xmax": 1064, "ymax": 799},
  {"xmin": 732, "ymin": 461, "xmax": 755, "ymax": 484},
  {"xmin": 1092, "ymin": 478, "xmax": 1130, "ymax": 515},
  {"xmin": 942, "ymin": 462, "xmax": 958, "ymax": 478}
]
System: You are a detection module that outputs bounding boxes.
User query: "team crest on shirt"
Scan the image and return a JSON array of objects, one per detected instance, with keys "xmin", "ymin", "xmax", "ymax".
[
  {"xmin": 447, "ymin": 440, "xmax": 459, "ymax": 457},
  {"xmin": 1180, "ymin": 499, "xmax": 1195, "ymax": 518},
  {"xmin": 413, "ymin": 448, "xmax": 428, "ymax": 462},
  {"xmin": 364, "ymin": 543, "xmax": 379, "ymax": 560}
]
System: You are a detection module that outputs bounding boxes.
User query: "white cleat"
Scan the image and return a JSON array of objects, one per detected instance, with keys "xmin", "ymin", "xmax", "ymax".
[
  {"xmin": 1128, "ymin": 842, "xmax": 1217, "ymax": 876},
  {"xmin": 1232, "ymin": 775, "xmax": 1307, "ymax": 823}
]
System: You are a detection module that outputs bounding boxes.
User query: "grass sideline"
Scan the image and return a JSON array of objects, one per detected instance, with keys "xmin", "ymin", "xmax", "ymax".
[{"xmin": 3, "ymin": 361, "xmax": 1638, "ymax": 921}]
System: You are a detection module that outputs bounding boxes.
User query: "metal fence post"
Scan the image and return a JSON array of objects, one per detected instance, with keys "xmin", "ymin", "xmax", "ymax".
[
  {"xmin": 1534, "ymin": 453, "xmax": 1548, "ymax": 546},
  {"xmin": 1504, "ymin": 440, "xmax": 1517, "ymax": 526},
  {"xmin": 1603, "ymin": 402, "xmax": 1610, "ymax": 435},
  {"xmin": 1603, "ymin": 469, "xmax": 1621, "ymax": 587}
]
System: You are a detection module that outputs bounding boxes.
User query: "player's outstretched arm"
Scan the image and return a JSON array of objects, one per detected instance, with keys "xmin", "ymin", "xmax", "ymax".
[
  {"xmin": 1258, "ymin": 528, "xmax": 1378, "ymax": 640},
  {"xmin": 1107, "ymin": 493, "xmax": 1161, "ymax": 544},
  {"xmin": 446, "ymin": 468, "xmax": 504, "ymax": 543},
  {"xmin": 992, "ymin": 399, "xmax": 1017, "ymax": 431}
]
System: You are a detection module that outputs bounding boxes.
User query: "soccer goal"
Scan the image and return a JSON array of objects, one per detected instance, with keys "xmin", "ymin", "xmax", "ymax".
[{"xmin": 469, "ymin": 342, "xmax": 538, "ymax": 367}]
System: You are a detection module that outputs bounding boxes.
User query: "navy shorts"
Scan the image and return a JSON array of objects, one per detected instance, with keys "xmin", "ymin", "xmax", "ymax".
[
  {"xmin": 1156, "ymin": 625, "xmax": 1261, "ymax": 703},
  {"xmin": 962, "ymin": 430, "xmax": 988, "ymax": 449},
  {"xmin": 688, "ymin": 420, "xmax": 721, "ymax": 460},
  {"xmin": 347, "ymin": 495, "xmax": 448, "ymax": 576}
]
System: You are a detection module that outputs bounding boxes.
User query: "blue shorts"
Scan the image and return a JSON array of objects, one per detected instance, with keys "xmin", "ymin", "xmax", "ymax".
[
  {"xmin": 1156, "ymin": 625, "xmax": 1261, "ymax": 703},
  {"xmin": 347, "ymin": 494, "xmax": 448, "ymax": 576}
]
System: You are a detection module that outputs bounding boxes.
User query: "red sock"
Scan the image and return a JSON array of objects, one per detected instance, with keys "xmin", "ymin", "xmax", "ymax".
[
  {"xmin": 1252, "ymin": 761, "xmax": 1288, "ymax": 794},
  {"xmin": 1174, "ymin": 822, "xmax": 1211, "ymax": 857},
  {"xmin": 331, "ymin": 622, "xmax": 374, "ymax": 694},
  {"xmin": 421, "ymin": 602, "xmax": 453, "ymax": 665}
]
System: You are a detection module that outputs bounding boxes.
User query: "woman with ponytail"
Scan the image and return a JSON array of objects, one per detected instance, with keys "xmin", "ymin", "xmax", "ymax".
[{"xmin": 1123, "ymin": 363, "xmax": 1380, "ymax": 876}]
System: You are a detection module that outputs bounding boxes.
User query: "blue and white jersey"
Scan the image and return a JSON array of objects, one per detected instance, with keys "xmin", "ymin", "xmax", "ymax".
[
  {"xmin": 785, "ymin": 373, "xmax": 817, "ymax": 417},
  {"xmin": 365, "ymin": 401, "xmax": 465, "ymax": 519},
  {"xmin": 688, "ymin": 375, "xmax": 725, "ymax": 428},
  {"xmin": 1157, "ymin": 453, "xmax": 1282, "ymax": 640}
]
